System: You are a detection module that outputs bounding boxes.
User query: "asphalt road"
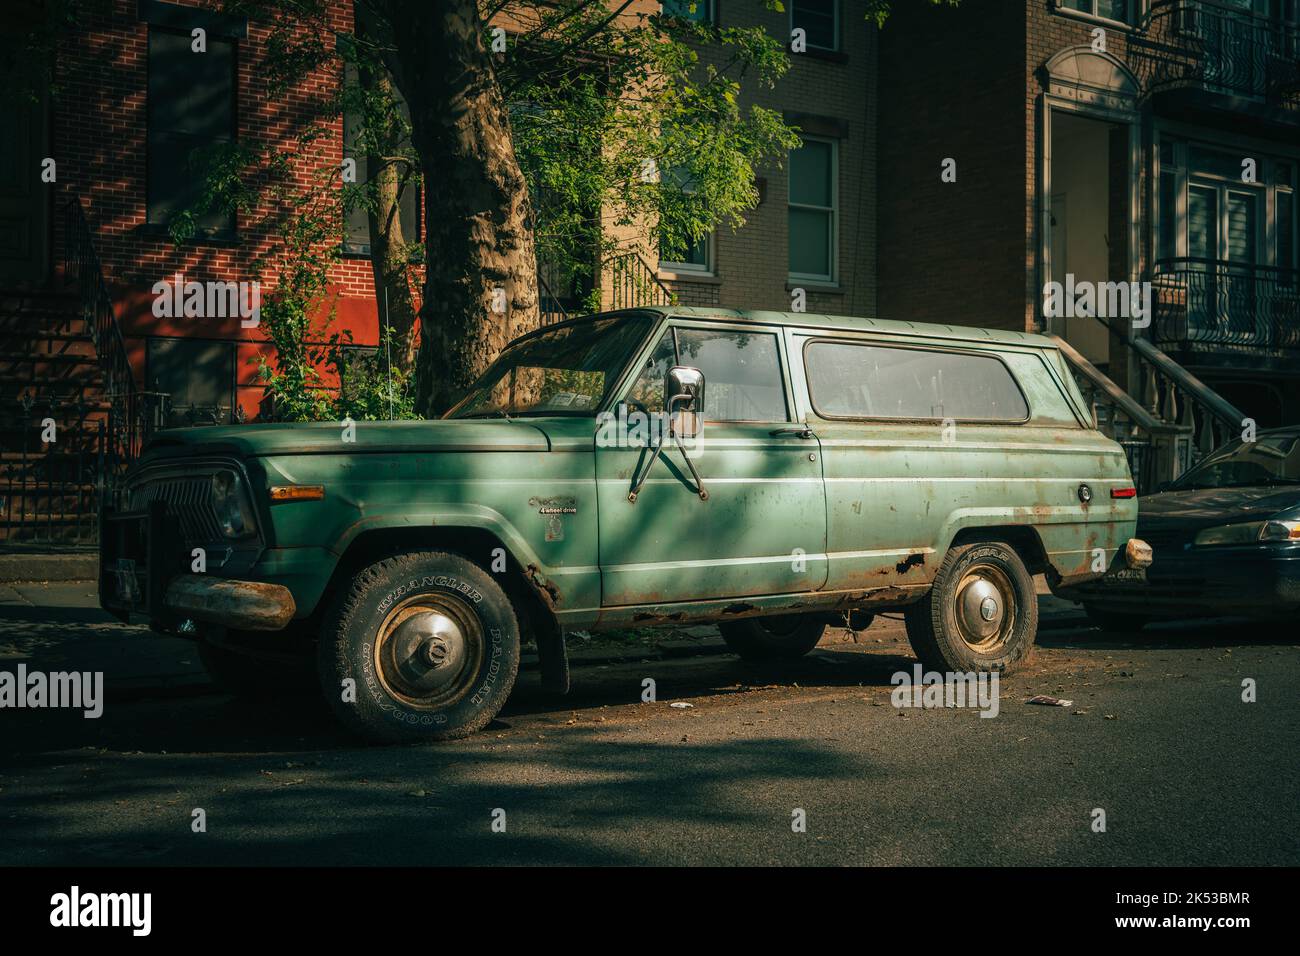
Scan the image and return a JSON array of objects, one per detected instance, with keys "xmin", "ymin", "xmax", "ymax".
[{"xmin": 1, "ymin": 581, "xmax": 1297, "ymax": 866}]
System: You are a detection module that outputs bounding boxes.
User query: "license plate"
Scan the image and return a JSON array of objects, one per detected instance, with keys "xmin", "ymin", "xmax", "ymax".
[
  {"xmin": 113, "ymin": 557, "xmax": 141, "ymax": 603},
  {"xmin": 1103, "ymin": 567, "xmax": 1147, "ymax": 586}
]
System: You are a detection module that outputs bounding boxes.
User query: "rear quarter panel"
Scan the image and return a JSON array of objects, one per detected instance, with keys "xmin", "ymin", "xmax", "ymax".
[{"xmin": 786, "ymin": 331, "xmax": 1138, "ymax": 589}]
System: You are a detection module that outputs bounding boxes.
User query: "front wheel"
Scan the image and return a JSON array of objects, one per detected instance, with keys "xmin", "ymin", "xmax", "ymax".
[
  {"xmin": 318, "ymin": 551, "xmax": 520, "ymax": 743},
  {"xmin": 718, "ymin": 615, "xmax": 826, "ymax": 661},
  {"xmin": 904, "ymin": 540, "xmax": 1038, "ymax": 673}
]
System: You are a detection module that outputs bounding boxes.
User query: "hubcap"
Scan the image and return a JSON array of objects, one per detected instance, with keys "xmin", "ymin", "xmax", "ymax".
[
  {"xmin": 953, "ymin": 564, "xmax": 1015, "ymax": 652},
  {"xmin": 373, "ymin": 596, "xmax": 483, "ymax": 710}
]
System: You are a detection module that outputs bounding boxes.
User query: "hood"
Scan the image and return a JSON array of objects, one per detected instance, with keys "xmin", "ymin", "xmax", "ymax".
[
  {"xmin": 141, "ymin": 418, "xmax": 553, "ymax": 460},
  {"xmin": 1138, "ymin": 484, "xmax": 1300, "ymax": 536}
]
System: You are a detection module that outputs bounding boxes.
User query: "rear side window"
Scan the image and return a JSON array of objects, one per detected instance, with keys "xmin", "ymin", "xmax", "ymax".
[{"xmin": 805, "ymin": 341, "xmax": 1029, "ymax": 422}]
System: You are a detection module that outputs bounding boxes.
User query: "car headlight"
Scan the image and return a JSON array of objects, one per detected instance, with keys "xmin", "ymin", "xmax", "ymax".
[
  {"xmin": 211, "ymin": 469, "xmax": 257, "ymax": 538},
  {"xmin": 1193, "ymin": 519, "xmax": 1300, "ymax": 547}
]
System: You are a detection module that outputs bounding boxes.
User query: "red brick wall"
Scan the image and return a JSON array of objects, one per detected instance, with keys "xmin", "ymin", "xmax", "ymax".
[
  {"xmin": 876, "ymin": 0, "xmax": 1027, "ymax": 331},
  {"xmin": 53, "ymin": 0, "xmax": 382, "ymax": 418}
]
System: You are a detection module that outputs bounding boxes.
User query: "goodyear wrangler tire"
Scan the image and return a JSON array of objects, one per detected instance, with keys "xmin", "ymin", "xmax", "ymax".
[
  {"xmin": 318, "ymin": 551, "xmax": 520, "ymax": 743},
  {"xmin": 903, "ymin": 541, "xmax": 1038, "ymax": 673},
  {"xmin": 718, "ymin": 615, "xmax": 826, "ymax": 661}
]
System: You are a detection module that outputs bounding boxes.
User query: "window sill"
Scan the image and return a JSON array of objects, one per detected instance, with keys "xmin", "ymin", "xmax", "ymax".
[
  {"xmin": 659, "ymin": 270, "xmax": 721, "ymax": 284},
  {"xmin": 137, "ymin": 223, "xmax": 241, "ymax": 246},
  {"xmin": 786, "ymin": 45, "xmax": 848, "ymax": 65},
  {"xmin": 786, "ymin": 280, "xmax": 843, "ymax": 294}
]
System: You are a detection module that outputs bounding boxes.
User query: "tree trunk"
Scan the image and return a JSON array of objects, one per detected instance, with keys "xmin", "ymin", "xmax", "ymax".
[
  {"xmin": 367, "ymin": 0, "xmax": 540, "ymax": 417},
  {"xmin": 362, "ymin": 70, "xmax": 420, "ymax": 372},
  {"xmin": 356, "ymin": 37, "xmax": 419, "ymax": 372}
]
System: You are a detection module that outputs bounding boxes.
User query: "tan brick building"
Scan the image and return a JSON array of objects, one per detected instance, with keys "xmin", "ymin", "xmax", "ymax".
[{"xmin": 652, "ymin": 0, "xmax": 878, "ymax": 320}]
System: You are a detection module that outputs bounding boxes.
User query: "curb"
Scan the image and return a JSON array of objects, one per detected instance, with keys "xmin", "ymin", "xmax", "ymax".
[{"xmin": 0, "ymin": 552, "xmax": 97, "ymax": 584}]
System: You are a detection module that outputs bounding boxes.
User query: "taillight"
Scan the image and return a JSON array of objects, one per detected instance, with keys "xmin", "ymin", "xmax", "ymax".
[{"xmin": 1110, "ymin": 487, "xmax": 1137, "ymax": 499}]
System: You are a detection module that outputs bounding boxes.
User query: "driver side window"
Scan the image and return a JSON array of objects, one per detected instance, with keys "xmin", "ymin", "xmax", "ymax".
[
  {"xmin": 625, "ymin": 326, "xmax": 789, "ymax": 422},
  {"xmin": 626, "ymin": 331, "xmax": 678, "ymax": 411}
]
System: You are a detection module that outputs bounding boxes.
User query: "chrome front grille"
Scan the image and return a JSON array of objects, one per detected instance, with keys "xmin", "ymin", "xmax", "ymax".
[{"xmin": 128, "ymin": 473, "xmax": 226, "ymax": 542}]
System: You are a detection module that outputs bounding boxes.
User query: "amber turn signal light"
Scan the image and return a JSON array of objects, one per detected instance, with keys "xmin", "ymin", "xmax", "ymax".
[{"xmin": 268, "ymin": 484, "xmax": 325, "ymax": 503}]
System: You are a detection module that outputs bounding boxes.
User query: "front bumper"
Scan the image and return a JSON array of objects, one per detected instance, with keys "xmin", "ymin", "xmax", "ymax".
[
  {"xmin": 100, "ymin": 500, "xmax": 295, "ymax": 632},
  {"xmin": 1061, "ymin": 544, "xmax": 1300, "ymax": 618}
]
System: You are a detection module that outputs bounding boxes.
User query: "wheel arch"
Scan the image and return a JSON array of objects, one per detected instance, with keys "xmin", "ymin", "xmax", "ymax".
[{"xmin": 946, "ymin": 524, "xmax": 1051, "ymax": 576}]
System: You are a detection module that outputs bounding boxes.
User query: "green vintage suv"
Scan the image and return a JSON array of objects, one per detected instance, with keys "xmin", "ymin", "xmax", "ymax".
[{"xmin": 101, "ymin": 307, "xmax": 1149, "ymax": 741}]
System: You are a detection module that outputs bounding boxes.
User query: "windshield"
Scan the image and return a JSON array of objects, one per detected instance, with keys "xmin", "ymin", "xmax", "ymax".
[
  {"xmin": 445, "ymin": 315, "xmax": 653, "ymax": 419},
  {"xmin": 1170, "ymin": 433, "xmax": 1300, "ymax": 490}
]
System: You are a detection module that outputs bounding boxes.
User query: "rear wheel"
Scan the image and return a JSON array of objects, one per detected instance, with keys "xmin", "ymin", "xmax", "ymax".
[
  {"xmin": 318, "ymin": 551, "xmax": 520, "ymax": 743},
  {"xmin": 719, "ymin": 614, "xmax": 826, "ymax": 661},
  {"xmin": 904, "ymin": 540, "xmax": 1038, "ymax": 672},
  {"xmin": 1084, "ymin": 604, "xmax": 1149, "ymax": 633}
]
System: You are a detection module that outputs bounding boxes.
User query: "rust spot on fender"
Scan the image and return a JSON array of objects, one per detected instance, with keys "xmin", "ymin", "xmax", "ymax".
[
  {"xmin": 723, "ymin": 602, "xmax": 755, "ymax": 615},
  {"xmin": 525, "ymin": 563, "xmax": 561, "ymax": 610}
]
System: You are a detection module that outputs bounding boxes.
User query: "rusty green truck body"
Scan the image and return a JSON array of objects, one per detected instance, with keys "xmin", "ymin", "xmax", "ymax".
[{"xmin": 101, "ymin": 307, "xmax": 1144, "ymax": 741}]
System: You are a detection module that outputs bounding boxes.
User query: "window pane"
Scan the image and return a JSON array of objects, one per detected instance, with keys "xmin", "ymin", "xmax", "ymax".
[
  {"xmin": 806, "ymin": 342, "xmax": 1029, "ymax": 421},
  {"xmin": 147, "ymin": 27, "xmax": 234, "ymax": 231},
  {"xmin": 1096, "ymin": 0, "xmax": 1128, "ymax": 22},
  {"xmin": 626, "ymin": 331, "xmax": 678, "ymax": 410},
  {"xmin": 676, "ymin": 329, "xmax": 787, "ymax": 421},
  {"xmin": 148, "ymin": 30, "xmax": 233, "ymax": 140},
  {"xmin": 1226, "ymin": 191, "xmax": 1257, "ymax": 264},
  {"xmin": 147, "ymin": 338, "xmax": 235, "ymax": 426},
  {"xmin": 1278, "ymin": 191, "xmax": 1294, "ymax": 272},
  {"xmin": 790, "ymin": 140, "xmax": 832, "ymax": 207},
  {"xmin": 789, "ymin": 208, "xmax": 830, "ymax": 277},
  {"xmin": 791, "ymin": 0, "xmax": 837, "ymax": 50},
  {"xmin": 1188, "ymin": 185, "xmax": 1216, "ymax": 259},
  {"xmin": 1189, "ymin": 146, "xmax": 1245, "ymax": 180},
  {"xmin": 1159, "ymin": 171, "xmax": 1178, "ymax": 261},
  {"xmin": 661, "ymin": 232, "xmax": 709, "ymax": 268}
]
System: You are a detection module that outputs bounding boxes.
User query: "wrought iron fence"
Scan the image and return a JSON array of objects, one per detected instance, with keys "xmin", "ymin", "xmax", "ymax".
[
  {"xmin": 1132, "ymin": 0, "xmax": 1300, "ymax": 107},
  {"xmin": 1150, "ymin": 257, "xmax": 1300, "ymax": 352},
  {"xmin": 61, "ymin": 194, "xmax": 166, "ymax": 505}
]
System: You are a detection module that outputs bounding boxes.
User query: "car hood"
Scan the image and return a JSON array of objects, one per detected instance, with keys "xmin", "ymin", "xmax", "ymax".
[
  {"xmin": 140, "ymin": 418, "xmax": 553, "ymax": 460},
  {"xmin": 1138, "ymin": 485, "xmax": 1300, "ymax": 536}
]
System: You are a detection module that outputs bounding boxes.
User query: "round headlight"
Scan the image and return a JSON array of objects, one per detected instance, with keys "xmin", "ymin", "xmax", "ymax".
[{"xmin": 211, "ymin": 469, "xmax": 251, "ymax": 538}]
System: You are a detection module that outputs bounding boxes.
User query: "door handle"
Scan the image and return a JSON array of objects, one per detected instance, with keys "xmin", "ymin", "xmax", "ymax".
[{"xmin": 769, "ymin": 425, "xmax": 815, "ymax": 439}]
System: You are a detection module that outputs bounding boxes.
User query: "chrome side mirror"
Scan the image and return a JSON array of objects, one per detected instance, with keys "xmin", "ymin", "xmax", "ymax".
[{"xmin": 665, "ymin": 365, "xmax": 705, "ymax": 439}]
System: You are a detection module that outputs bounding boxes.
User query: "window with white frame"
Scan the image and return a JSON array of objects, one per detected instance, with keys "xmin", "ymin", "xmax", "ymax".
[
  {"xmin": 1057, "ymin": 0, "xmax": 1132, "ymax": 25},
  {"xmin": 1157, "ymin": 136, "xmax": 1296, "ymax": 273},
  {"xmin": 790, "ymin": 0, "xmax": 839, "ymax": 51},
  {"xmin": 659, "ymin": 165, "xmax": 713, "ymax": 274},
  {"xmin": 788, "ymin": 137, "xmax": 837, "ymax": 282}
]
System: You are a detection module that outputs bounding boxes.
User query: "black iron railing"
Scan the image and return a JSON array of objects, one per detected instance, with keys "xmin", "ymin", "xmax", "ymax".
[
  {"xmin": 1133, "ymin": 0, "xmax": 1300, "ymax": 107},
  {"xmin": 1, "ymin": 397, "xmax": 105, "ymax": 545},
  {"xmin": 60, "ymin": 195, "xmax": 165, "ymax": 510},
  {"xmin": 1150, "ymin": 257, "xmax": 1300, "ymax": 351},
  {"xmin": 606, "ymin": 250, "xmax": 675, "ymax": 312}
]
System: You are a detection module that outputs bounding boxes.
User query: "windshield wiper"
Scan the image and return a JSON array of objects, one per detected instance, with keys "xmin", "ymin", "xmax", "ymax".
[{"xmin": 457, "ymin": 410, "xmax": 514, "ymax": 421}]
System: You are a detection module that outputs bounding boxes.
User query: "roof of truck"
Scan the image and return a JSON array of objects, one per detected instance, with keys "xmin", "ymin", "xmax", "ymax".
[{"xmin": 632, "ymin": 306, "xmax": 1057, "ymax": 348}]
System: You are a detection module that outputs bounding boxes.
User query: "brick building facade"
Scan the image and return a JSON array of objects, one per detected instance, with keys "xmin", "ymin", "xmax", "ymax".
[{"xmin": 878, "ymin": 0, "xmax": 1300, "ymax": 430}]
